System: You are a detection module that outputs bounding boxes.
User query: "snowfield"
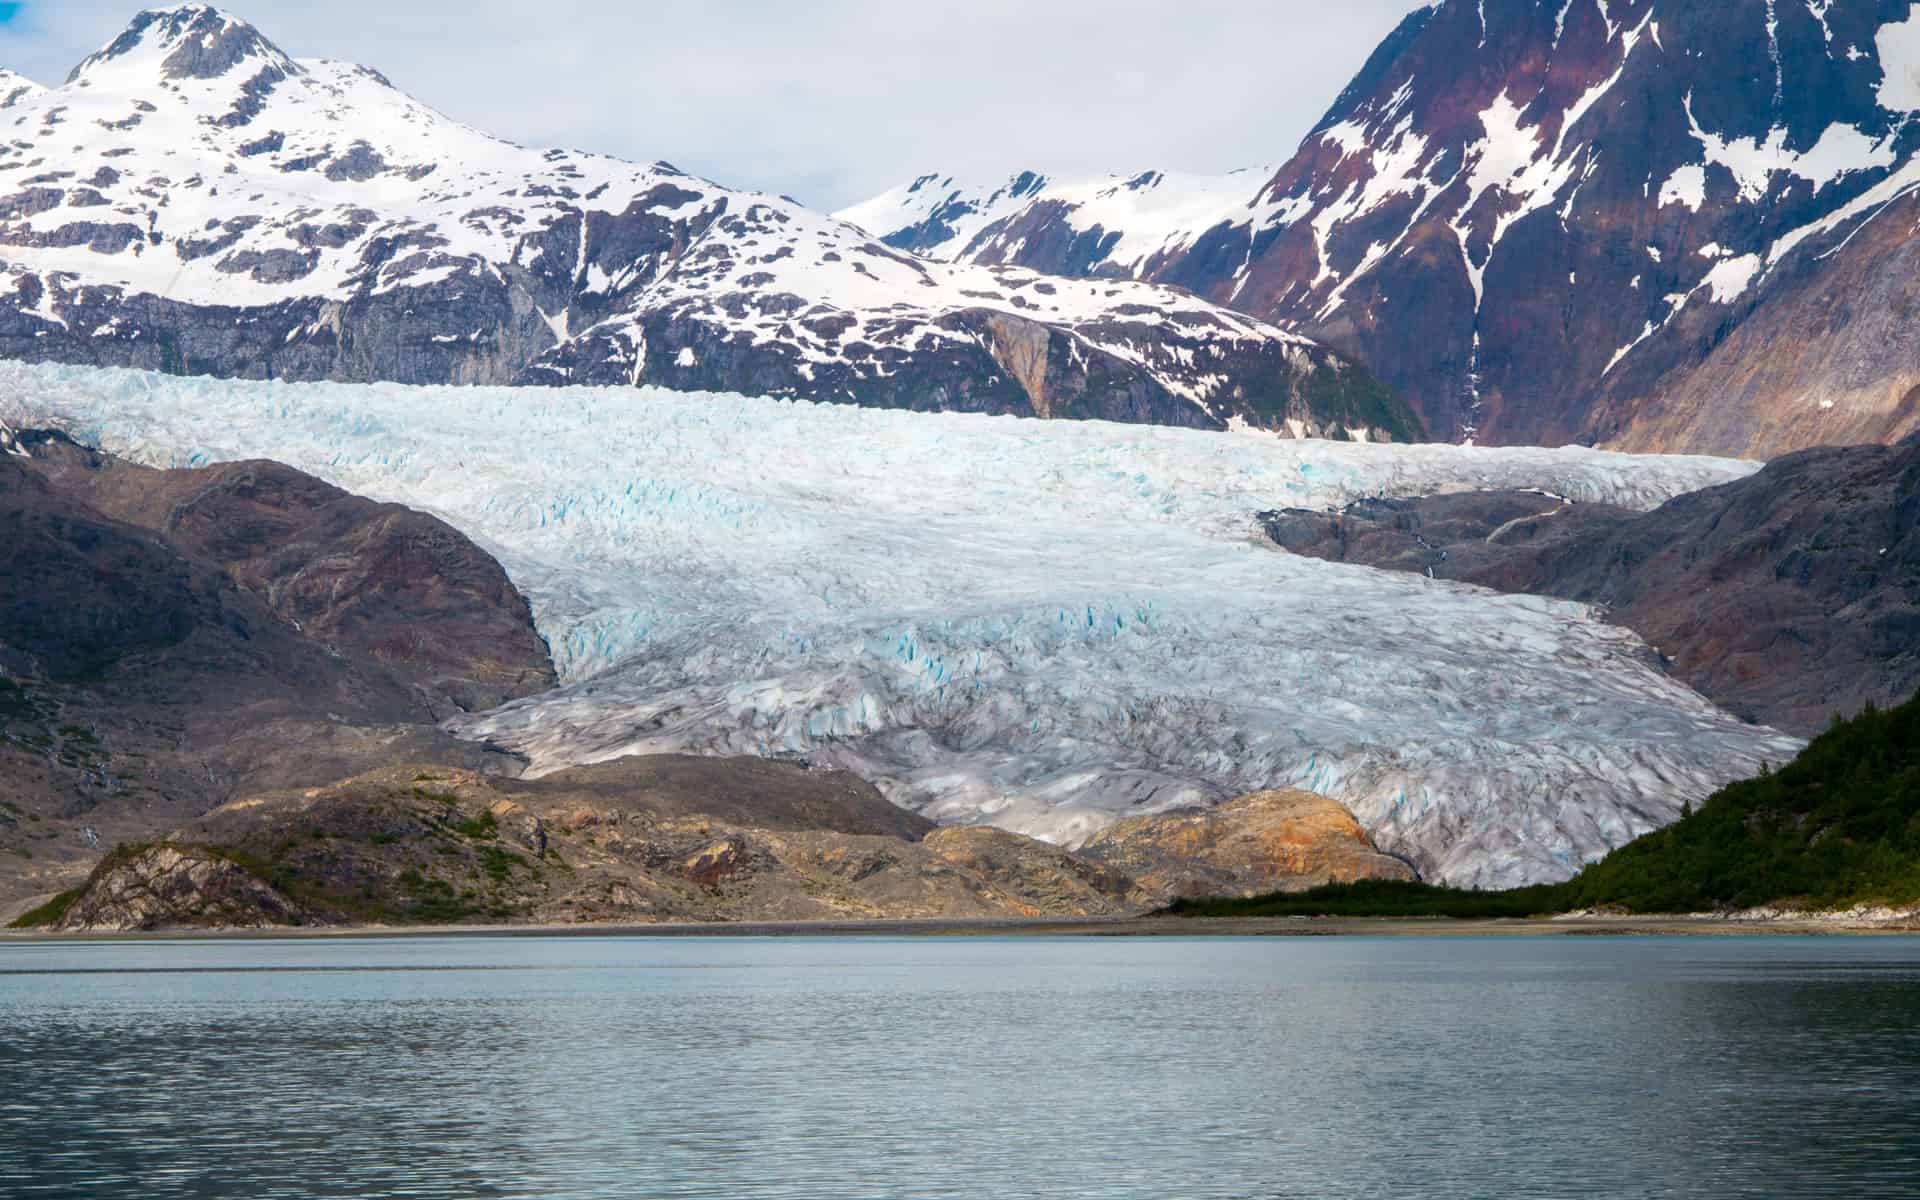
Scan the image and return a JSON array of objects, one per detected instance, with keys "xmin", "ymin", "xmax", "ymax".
[{"xmin": 0, "ymin": 361, "xmax": 1802, "ymax": 887}]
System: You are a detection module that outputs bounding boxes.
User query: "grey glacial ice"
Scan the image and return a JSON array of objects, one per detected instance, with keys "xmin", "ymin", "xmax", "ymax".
[{"xmin": 1, "ymin": 361, "xmax": 1805, "ymax": 887}]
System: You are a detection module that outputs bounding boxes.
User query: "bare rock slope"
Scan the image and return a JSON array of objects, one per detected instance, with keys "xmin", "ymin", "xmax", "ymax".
[
  {"xmin": 0, "ymin": 425, "xmax": 553, "ymax": 904},
  {"xmin": 1261, "ymin": 434, "xmax": 1920, "ymax": 735},
  {"xmin": 30, "ymin": 762, "xmax": 1433, "ymax": 929},
  {"xmin": 40, "ymin": 760, "xmax": 1151, "ymax": 930},
  {"xmin": 1079, "ymin": 790, "xmax": 1416, "ymax": 902}
]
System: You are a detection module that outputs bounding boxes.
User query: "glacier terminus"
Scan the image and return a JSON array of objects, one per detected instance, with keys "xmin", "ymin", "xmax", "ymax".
[{"xmin": 2, "ymin": 360, "xmax": 1804, "ymax": 888}]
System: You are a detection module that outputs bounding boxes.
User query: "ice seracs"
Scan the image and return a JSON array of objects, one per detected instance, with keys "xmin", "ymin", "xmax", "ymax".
[{"xmin": 1, "ymin": 360, "xmax": 1802, "ymax": 889}]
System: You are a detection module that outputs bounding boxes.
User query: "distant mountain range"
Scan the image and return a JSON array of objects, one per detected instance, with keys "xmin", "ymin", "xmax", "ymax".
[
  {"xmin": 843, "ymin": 0, "xmax": 1920, "ymax": 458},
  {"xmin": 0, "ymin": 5, "xmax": 1412, "ymax": 441},
  {"xmin": 15, "ymin": 2, "xmax": 1920, "ymax": 457}
]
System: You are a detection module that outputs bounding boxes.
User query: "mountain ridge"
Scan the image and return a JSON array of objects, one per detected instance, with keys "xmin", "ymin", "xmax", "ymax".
[
  {"xmin": 0, "ymin": 4, "xmax": 1415, "ymax": 441},
  {"xmin": 846, "ymin": 0, "xmax": 1920, "ymax": 458},
  {"xmin": 0, "ymin": 423, "xmax": 553, "ymax": 903}
]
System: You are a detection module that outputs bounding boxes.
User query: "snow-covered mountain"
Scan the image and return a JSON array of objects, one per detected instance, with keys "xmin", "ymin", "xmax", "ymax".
[
  {"xmin": 835, "ymin": 165, "xmax": 1274, "ymax": 278},
  {"xmin": 0, "ymin": 69, "xmax": 42, "ymax": 109},
  {"xmin": 0, "ymin": 6, "xmax": 1415, "ymax": 441},
  {"xmin": 848, "ymin": 0, "xmax": 1920, "ymax": 458},
  {"xmin": 1, "ymin": 360, "xmax": 1800, "ymax": 888},
  {"xmin": 836, "ymin": 171, "xmax": 1054, "ymax": 261}
]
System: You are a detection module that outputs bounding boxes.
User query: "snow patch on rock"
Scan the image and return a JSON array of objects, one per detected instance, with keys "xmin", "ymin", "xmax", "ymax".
[{"xmin": 1875, "ymin": 11, "xmax": 1920, "ymax": 110}]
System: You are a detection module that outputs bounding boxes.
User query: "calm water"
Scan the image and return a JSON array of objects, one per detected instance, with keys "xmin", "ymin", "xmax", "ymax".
[{"xmin": 3, "ymin": 935, "xmax": 1919, "ymax": 1198}]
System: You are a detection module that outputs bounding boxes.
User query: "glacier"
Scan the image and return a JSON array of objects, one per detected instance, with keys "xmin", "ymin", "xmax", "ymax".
[{"xmin": 0, "ymin": 361, "xmax": 1804, "ymax": 888}]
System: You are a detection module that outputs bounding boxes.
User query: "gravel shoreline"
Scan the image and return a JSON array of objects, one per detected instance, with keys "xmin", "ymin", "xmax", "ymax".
[{"xmin": 6, "ymin": 912, "xmax": 1920, "ymax": 941}]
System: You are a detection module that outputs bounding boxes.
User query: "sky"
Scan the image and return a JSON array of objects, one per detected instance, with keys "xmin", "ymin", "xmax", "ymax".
[{"xmin": 0, "ymin": 1, "xmax": 1425, "ymax": 212}]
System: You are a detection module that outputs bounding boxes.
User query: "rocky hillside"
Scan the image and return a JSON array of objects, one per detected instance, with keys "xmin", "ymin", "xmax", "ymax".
[
  {"xmin": 0, "ymin": 426, "xmax": 553, "ymax": 904},
  {"xmin": 22, "ymin": 760, "xmax": 1143, "ymax": 930},
  {"xmin": 15, "ymin": 763, "xmax": 1428, "ymax": 931},
  {"xmin": 851, "ymin": 0, "xmax": 1920, "ymax": 457},
  {"xmin": 0, "ymin": 6, "xmax": 1414, "ymax": 441},
  {"xmin": 16, "ymin": 428, "xmax": 553, "ymax": 715},
  {"xmin": 1261, "ymin": 433, "xmax": 1920, "ymax": 735}
]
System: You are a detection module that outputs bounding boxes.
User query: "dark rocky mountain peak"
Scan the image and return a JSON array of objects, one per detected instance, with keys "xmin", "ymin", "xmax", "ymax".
[
  {"xmin": 68, "ymin": 5, "xmax": 299, "ymax": 86},
  {"xmin": 849, "ymin": 0, "xmax": 1920, "ymax": 457}
]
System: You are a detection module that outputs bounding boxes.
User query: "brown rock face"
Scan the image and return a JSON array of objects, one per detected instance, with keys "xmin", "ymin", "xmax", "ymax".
[
  {"xmin": 920, "ymin": 826, "xmax": 1138, "ymax": 918},
  {"xmin": 1600, "ymin": 188, "xmax": 1920, "ymax": 458},
  {"xmin": 18, "ymin": 430, "xmax": 554, "ymax": 715},
  {"xmin": 0, "ymin": 429, "xmax": 550, "ymax": 907},
  {"xmin": 54, "ymin": 843, "xmax": 309, "ymax": 932},
  {"xmin": 1079, "ymin": 789, "xmax": 1415, "ymax": 902},
  {"xmin": 38, "ymin": 759, "xmax": 1155, "ymax": 930},
  {"xmin": 1259, "ymin": 435, "xmax": 1920, "ymax": 735}
]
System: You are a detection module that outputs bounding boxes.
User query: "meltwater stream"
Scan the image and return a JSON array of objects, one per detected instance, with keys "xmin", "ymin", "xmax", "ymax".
[{"xmin": 3, "ymin": 935, "xmax": 1919, "ymax": 1199}]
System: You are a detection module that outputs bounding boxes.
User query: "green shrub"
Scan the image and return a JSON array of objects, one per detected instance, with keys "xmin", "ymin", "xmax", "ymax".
[
  {"xmin": 8, "ymin": 888, "xmax": 81, "ymax": 929},
  {"xmin": 1172, "ymin": 692, "xmax": 1920, "ymax": 919}
]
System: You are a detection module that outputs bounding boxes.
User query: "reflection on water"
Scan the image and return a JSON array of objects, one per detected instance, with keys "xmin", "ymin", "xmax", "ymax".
[{"xmin": 3, "ymin": 935, "xmax": 1919, "ymax": 1198}]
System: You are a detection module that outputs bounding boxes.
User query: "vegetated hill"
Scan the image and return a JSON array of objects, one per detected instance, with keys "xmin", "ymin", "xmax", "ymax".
[
  {"xmin": 1167, "ymin": 691, "xmax": 1920, "ymax": 918},
  {"xmin": 0, "ymin": 6, "xmax": 1414, "ymax": 442},
  {"xmin": 1555, "ymin": 693, "xmax": 1920, "ymax": 912},
  {"xmin": 1260, "ymin": 432, "xmax": 1920, "ymax": 735},
  {"xmin": 0, "ymin": 422, "xmax": 552, "ymax": 905},
  {"xmin": 851, "ymin": 0, "xmax": 1920, "ymax": 457}
]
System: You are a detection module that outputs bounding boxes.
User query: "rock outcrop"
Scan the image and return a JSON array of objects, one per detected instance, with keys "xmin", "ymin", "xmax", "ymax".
[
  {"xmin": 1261, "ymin": 434, "xmax": 1920, "ymax": 735},
  {"xmin": 18, "ymin": 429, "xmax": 555, "ymax": 715},
  {"xmin": 1078, "ymin": 790, "xmax": 1416, "ymax": 902},
  {"xmin": 54, "ymin": 843, "xmax": 309, "ymax": 931},
  {"xmin": 40, "ymin": 761, "xmax": 1154, "ymax": 930},
  {"xmin": 0, "ymin": 428, "xmax": 551, "ymax": 905}
]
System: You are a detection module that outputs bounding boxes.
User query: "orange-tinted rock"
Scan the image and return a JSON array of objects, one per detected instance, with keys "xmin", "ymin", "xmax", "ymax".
[{"xmin": 1080, "ymin": 789, "xmax": 1415, "ymax": 902}]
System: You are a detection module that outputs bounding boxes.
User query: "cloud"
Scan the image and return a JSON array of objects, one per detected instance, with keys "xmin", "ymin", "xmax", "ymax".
[{"xmin": 0, "ymin": 1, "xmax": 1424, "ymax": 209}]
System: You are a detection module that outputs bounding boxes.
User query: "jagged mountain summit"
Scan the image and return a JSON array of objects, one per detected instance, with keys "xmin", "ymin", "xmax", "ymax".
[
  {"xmin": 836, "ymin": 171, "xmax": 1055, "ymax": 261},
  {"xmin": 849, "ymin": 0, "xmax": 1920, "ymax": 457},
  {"xmin": 835, "ymin": 165, "xmax": 1274, "ymax": 277},
  {"xmin": 0, "ymin": 6, "xmax": 1414, "ymax": 441}
]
